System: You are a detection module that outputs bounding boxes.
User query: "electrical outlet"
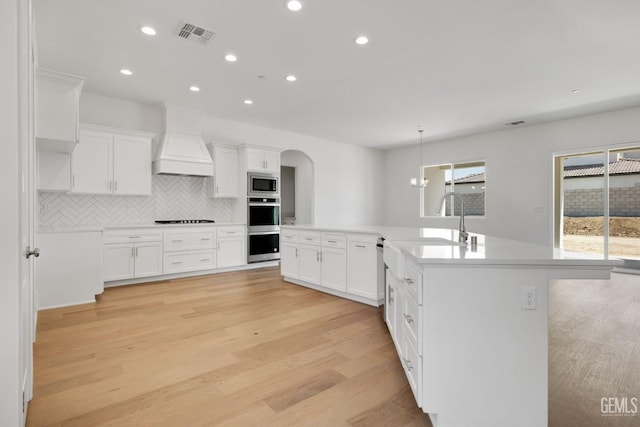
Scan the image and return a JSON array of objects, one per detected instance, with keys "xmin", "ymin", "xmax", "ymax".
[{"xmin": 521, "ymin": 286, "xmax": 536, "ymax": 310}]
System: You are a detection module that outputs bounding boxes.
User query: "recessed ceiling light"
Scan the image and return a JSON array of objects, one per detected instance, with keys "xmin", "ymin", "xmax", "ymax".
[
  {"xmin": 286, "ymin": 0, "xmax": 303, "ymax": 11},
  {"xmin": 120, "ymin": 69, "xmax": 133, "ymax": 76},
  {"xmin": 285, "ymin": 75, "xmax": 297, "ymax": 82},
  {"xmin": 224, "ymin": 54, "xmax": 237, "ymax": 62},
  {"xmin": 244, "ymin": 99, "xmax": 254, "ymax": 105},
  {"xmin": 189, "ymin": 86, "xmax": 200, "ymax": 92},
  {"xmin": 354, "ymin": 36, "xmax": 369, "ymax": 45},
  {"xmin": 140, "ymin": 26, "xmax": 156, "ymax": 36}
]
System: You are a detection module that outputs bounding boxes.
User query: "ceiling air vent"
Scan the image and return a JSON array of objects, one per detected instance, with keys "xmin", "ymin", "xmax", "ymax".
[{"xmin": 175, "ymin": 21, "xmax": 215, "ymax": 45}]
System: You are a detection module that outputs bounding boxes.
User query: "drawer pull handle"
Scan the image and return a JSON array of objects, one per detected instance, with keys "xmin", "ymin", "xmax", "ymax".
[
  {"xmin": 404, "ymin": 359, "xmax": 414, "ymax": 371},
  {"xmin": 172, "ymin": 261, "xmax": 183, "ymax": 265},
  {"xmin": 355, "ymin": 244, "xmax": 366, "ymax": 248},
  {"xmin": 327, "ymin": 240, "xmax": 337, "ymax": 243},
  {"xmin": 404, "ymin": 314, "xmax": 414, "ymax": 324},
  {"xmin": 404, "ymin": 277, "xmax": 414, "ymax": 285},
  {"xmin": 201, "ymin": 238, "xmax": 211, "ymax": 241},
  {"xmin": 172, "ymin": 239, "xmax": 183, "ymax": 243},
  {"xmin": 200, "ymin": 258, "xmax": 211, "ymax": 262},
  {"xmin": 305, "ymin": 237, "xmax": 313, "ymax": 241},
  {"xmin": 129, "ymin": 236, "xmax": 141, "ymax": 239}
]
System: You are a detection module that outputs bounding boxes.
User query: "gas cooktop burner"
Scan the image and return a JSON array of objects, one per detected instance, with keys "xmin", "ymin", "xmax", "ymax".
[{"xmin": 154, "ymin": 220, "xmax": 216, "ymax": 224}]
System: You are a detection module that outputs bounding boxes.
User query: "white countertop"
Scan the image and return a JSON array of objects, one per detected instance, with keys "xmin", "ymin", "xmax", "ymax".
[
  {"xmin": 38, "ymin": 222, "xmax": 246, "ymax": 234},
  {"xmin": 281, "ymin": 224, "xmax": 623, "ymax": 267}
]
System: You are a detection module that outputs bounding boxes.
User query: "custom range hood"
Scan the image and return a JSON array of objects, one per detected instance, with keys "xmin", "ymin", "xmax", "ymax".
[{"xmin": 152, "ymin": 103, "xmax": 213, "ymax": 176}]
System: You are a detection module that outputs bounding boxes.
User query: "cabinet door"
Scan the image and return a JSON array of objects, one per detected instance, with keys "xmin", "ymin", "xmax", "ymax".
[
  {"xmin": 103, "ymin": 243, "xmax": 135, "ymax": 281},
  {"xmin": 298, "ymin": 245, "xmax": 321, "ymax": 285},
  {"xmin": 213, "ymin": 147, "xmax": 238, "ymax": 198},
  {"xmin": 280, "ymin": 243, "xmax": 299, "ymax": 278},
  {"xmin": 134, "ymin": 242, "xmax": 163, "ymax": 278},
  {"xmin": 72, "ymin": 129, "xmax": 111, "ymax": 194},
  {"xmin": 217, "ymin": 237, "xmax": 245, "ymax": 268},
  {"xmin": 246, "ymin": 148, "xmax": 265, "ymax": 171},
  {"xmin": 385, "ymin": 273, "xmax": 397, "ymax": 340},
  {"xmin": 347, "ymin": 241, "xmax": 378, "ymax": 299},
  {"xmin": 263, "ymin": 150, "xmax": 280, "ymax": 173},
  {"xmin": 113, "ymin": 134, "xmax": 151, "ymax": 195},
  {"xmin": 321, "ymin": 247, "xmax": 347, "ymax": 292}
]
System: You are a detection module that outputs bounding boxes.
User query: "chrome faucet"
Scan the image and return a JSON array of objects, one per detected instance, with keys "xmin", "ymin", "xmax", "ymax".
[{"xmin": 437, "ymin": 191, "xmax": 468, "ymax": 243}]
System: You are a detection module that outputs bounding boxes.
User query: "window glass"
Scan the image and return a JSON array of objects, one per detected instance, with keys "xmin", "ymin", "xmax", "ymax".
[{"xmin": 421, "ymin": 161, "xmax": 486, "ymax": 217}]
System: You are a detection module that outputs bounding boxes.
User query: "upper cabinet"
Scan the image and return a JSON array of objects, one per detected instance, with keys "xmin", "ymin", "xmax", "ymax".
[
  {"xmin": 207, "ymin": 145, "xmax": 238, "ymax": 198},
  {"xmin": 71, "ymin": 124, "xmax": 153, "ymax": 196},
  {"xmin": 244, "ymin": 147, "xmax": 280, "ymax": 173},
  {"xmin": 36, "ymin": 69, "xmax": 84, "ymax": 153}
]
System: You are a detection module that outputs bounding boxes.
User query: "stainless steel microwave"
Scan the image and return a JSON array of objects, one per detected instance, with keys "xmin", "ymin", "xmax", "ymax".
[{"xmin": 248, "ymin": 173, "xmax": 279, "ymax": 197}]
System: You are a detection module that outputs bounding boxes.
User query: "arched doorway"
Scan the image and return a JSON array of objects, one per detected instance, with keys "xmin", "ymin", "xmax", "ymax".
[{"xmin": 280, "ymin": 150, "xmax": 314, "ymax": 225}]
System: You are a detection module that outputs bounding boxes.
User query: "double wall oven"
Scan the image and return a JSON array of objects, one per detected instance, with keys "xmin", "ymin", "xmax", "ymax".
[{"xmin": 247, "ymin": 173, "xmax": 280, "ymax": 263}]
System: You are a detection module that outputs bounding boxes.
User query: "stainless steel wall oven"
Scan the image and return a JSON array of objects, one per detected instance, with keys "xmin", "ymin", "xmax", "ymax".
[{"xmin": 247, "ymin": 197, "xmax": 280, "ymax": 263}]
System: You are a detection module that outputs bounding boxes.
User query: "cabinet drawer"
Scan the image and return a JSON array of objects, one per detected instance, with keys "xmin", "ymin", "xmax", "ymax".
[
  {"xmin": 163, "ymin": 250, "xmax": 216, "ymax": 274},
  {"xmin": 164, "ymin": 230, "xmax": 216, "ymax": 252},
  {"xmin": 403, "ymin": 263, "xmax": 423, "ymax": 305},
  {"xmin": 402, "ymin": 290, "xmax": 422, "ymax": 354},
  {"xmin": 281, "ymin": 230, "xmax": 299, "ymax": 243},
  {"xmin": 322, "ymin": 233, "xmax": 346, "ymax": 249},
  {"xmin": 299, "ymin": 231, "xmax": 321, "ymax": 246},
  {"xmin": 104, "ymin": 228, "xmax": 162, "ymax": 244},
  {"xmin": 402, "ymin": 329, "xmax": 423, "ymax": 404},
  {"xmin": 217, "ymin": 226, "xmax": 245, "ymax": 238}
]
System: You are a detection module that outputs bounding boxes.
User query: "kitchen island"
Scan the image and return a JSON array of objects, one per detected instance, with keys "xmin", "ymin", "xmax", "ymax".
[{"xmin": 280, "ymin": 225, "xmax": 621, "ymax": 427}]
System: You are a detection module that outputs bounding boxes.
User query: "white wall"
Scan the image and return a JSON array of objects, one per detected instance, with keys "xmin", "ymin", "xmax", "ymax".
[
  {"xmin": 201, "ymin": 117, "xmax": 385, "ymax": 226},
  {"xmin": 384, "ymin": 106, "xmax": 640, "ymax": 245},
  {"xmin": 0, "ymin": 0, "xmax": 22, "ymax": 424},
  {"xmin": 80, "ymin": 92, "xmax": 163, "ymax": 133}
]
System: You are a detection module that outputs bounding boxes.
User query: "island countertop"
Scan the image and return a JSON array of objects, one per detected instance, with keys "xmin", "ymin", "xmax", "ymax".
[{"xmin": 280, "ymin": 225, "xmax": 623, "ymax": 268}]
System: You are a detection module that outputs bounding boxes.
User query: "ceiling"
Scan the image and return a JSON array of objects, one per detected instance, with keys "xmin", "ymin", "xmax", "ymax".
[{"xmin": 33, "ymin": 0, "xmax": 640, "ymax": 149}]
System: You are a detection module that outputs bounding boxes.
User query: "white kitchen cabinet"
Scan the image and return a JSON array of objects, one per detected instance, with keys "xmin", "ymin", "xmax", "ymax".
[
  {"xmin": 37, "ymin": 150, "xmax": 72, "ymax": 192},
  {"xmin": 71, "ymin": 125, "xmax": 152, "ymax": 195},
  {"xmin": 36, "ymin": 231, "xmax": 102, "ymax": 309},
  {"xmin": 280, "ymin": 243, "xmax": 299, "ymax": 278},
  {"xmin": 299, "ymin": 244, "xmax": 322, "ymax": 285},
  {"xmin": 103, "ymin": 243, "xmax": 136, "ymax": 281},
  {"xmin": 320, "ymin": 247, "xmax": 347, "ymax": 292},
  {"xmin": 72, "ymin": 128, "xmax": 111, "ymax": 194},
  {"xmin": 36, "ymin": 69, "xmax": 84, "ymax": 152},
  {"xmin": 207, "ymin": 145, "xmax": 238, "ymax": 198},
  {"xmin": 347, "ymin": 237, "xmax": 378, "ymax": 300},
  {"xmin": 244, "ymin": 147, "xmax": 280, "ymax": 173},
  {"xmin": 216, "ymin": 226, "xmax": 246, "ymax": 268},
  {"xmin": 103, "ymin": 229, "xmax": 163, "ymax": 282},
  {"xmin": 163, "ymin": 227, "xmax": 218, "ymax": 274}
]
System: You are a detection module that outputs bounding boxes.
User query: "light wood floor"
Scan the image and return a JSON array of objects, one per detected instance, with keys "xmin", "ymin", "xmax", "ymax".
[
  {"xmin": 27, "ymin": 267, "xmax": 432, "ymax": 427},
  {"xmin": 27, "ymin": 268, "xmax": 640, "ymax": 427}
]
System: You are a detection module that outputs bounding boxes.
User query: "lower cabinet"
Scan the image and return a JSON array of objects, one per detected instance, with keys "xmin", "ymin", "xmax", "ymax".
[
  {"xmin": 163, "ymin": 227, "xmax": 217, "ymax": 274},
  {"xmin": 384, "ymin": 242, "xmax": 424, "ymax": 404},
  {"xmin": 280, "ymin": 243, "xmax": 299, "ymax": 278},
  {"xmin": 217, "ymin": 226, "xmax": 246, "ymax": 268},
  {"xmin": 280, "ymin": 229, "xmax": 381, "ymax": 305},
  {"xmin": 103, "ymin": 229, "xmax": 163, "ymax": 282},
  {"xmin": 37, "ymin": 231, "xmax": 103, "ymax": 309},
  {"xmin": 164, "ymin": 250, "xmax": 216, "ymax": 274}
]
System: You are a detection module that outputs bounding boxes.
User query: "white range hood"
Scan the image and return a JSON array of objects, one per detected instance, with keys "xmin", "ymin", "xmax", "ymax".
[{"xmin": 152, "ymin": 103, "xmax": 213, "ymax": 176}]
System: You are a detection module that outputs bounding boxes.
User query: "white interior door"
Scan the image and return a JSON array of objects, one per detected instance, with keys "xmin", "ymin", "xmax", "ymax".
[{"xmin": 19, "ymin": 0, "xmax": 36, "ymax": 421}]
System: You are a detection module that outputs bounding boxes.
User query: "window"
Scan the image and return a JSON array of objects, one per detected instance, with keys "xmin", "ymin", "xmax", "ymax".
[
  {"xmin": 421, "ymin": 161, "xmax": 486, "ymax": 217},
  {"xmin": 554, "ymin": 146, "xmax": 640, "ymax": 260}
]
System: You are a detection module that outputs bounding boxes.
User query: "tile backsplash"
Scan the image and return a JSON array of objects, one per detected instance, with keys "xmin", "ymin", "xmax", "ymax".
[{"xmin": 39, "ymin": 175, "xmax": 234, "ymax": 226}]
